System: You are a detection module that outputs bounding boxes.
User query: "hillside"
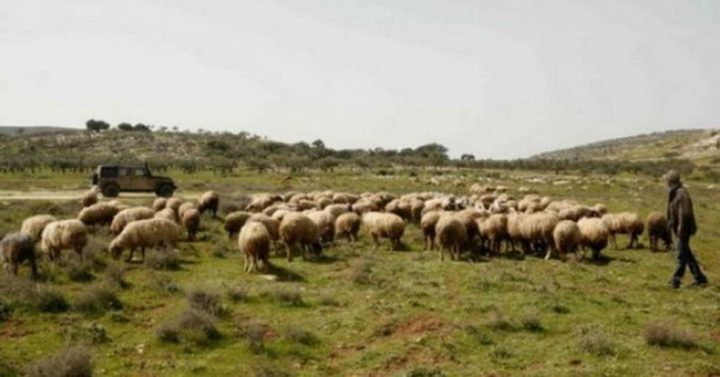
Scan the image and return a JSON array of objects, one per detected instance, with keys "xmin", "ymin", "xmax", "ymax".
[
  {"xmin": 0, "ymin": 126, "xmax": 75, "ymax": 136},
  {"xmin": 532, "ymin": 129, "xmax": 720, "ymax": 164}
]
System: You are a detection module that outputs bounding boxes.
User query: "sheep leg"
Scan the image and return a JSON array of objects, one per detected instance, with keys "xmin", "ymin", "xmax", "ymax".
[
  {"xmin": 29, "ymin": 251, "xmax": 38, "ymax": 279},
  {"xmin": 243, "ymin": 253, "xmax": 249, "ymax": 272},
  {"xmin": 285, "ymin": 243, "xmax": 293, "ymax": 262},
  {"xmin": 544, "ymin": 247, "xmax": 553, "ymax": 261},
  {"xmin": 126, "ymin": 248, "xmax": 135, "ymax": 263},
  {"xmin": 11, "ymin": 263, "xmax": 19, "ymax": 276},
  {"xmin": 371, "ymin": 234, "xmax": 379, "ymax": 249}
]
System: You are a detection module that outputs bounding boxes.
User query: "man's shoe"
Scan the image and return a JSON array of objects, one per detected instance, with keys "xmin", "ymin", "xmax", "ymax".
[{"xmin": 669, "ymin": 281, "xmax": 681, "ymax": 289}]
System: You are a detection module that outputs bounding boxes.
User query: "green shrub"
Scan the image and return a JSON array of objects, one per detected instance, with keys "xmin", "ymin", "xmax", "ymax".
[
  {"xmin": 644, "ymin": 322, "xmax": 698, "ymax": 350},
  {"xmin": 34, "ymin": 288, "xmax": 70, "ymax": 313},
  {"xmin": 73, "ymin": 284, "xmax": 123, "ymax": 314},
  {"xmin": 188, "ymin": 288, "xmax": 222, "ymax": 316},
  {"xmin": 578, "ymin": 328, "xmax": 616, "ymax": 356},
  {"xmin": 24, "ymin": 346, "xmax": 93, "ymax": 377},
  {"xmin": 144, "ymin": 248, "xmax": 181, "ymax": 271},
  {"xmin": 284, "ymin": 326, "xmax": 319, "ymax": 346}
]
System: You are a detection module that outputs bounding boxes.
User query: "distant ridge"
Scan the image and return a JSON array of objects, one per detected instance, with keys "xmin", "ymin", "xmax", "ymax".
[
  {"xmin": 0, "ymin": 126, "xmax": 77, "ymax": 136},
  {"xmin": 532, "ymin": 128, "xmax": 720, "ymax": 165}
]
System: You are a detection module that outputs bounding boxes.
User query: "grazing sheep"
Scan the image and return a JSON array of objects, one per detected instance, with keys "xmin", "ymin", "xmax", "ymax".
[
  {"xmin": 351, "ymin": 198, "xmax": 379, "ymax": 214},
  {"xmin": 558, "ymin": 206, "xmax": 598, "ymax": 222},
  {"xmin": 577, "ymin": 218, "xmax": 609, "ymax": 260},
  {"xmin": 166, "ymin": 198, "xmax": 183, "ymax": 215},
  {"xmin": 306, "ymin": 210, "xmax": 335, "ymax": 242},
  {"xmin": 41, "ymin": 220, "xmax": 88, "ymax": 261},
  {"xmin": 602, "ymin": 212, "xmax": 644, "ymax": 249},
  {"xmin": 518, "ymin": 212, "xmax": 559, "ymax": 255},
  {"xmin": 324, "ymin": 204, "xmax": 351, "ymax": 220},
  {"xmin": 551, "ymin": 220, "xmax": 581, "ymax": 260},
  {"xmin": 505, "ymin": 212, "xmax": 526, "ymax": 252},
  {"xmin": 247, "ymin": 194, "xmax": 281, "ymax": 212},
  {"xmin": 238, "ymin": 221, "xmax": 271, "ymax": 273},
  {"xmin": 198, "ymin": 191, "xmax": 220, "ymax": 217},
  {"xmin": 279, "ymin": 212, "xmax": 322, "ymax": 262},
  {"xmin": 646, "ymin": 212, "xmax": 672, "ymax": 252},
  {"xmin": 248, "ymin": 214, "xmax": 280, "ymax": 241},
  {"xmin": 181, "ymin": 208, "xmax": 201, "ymax": 241},
  {"xmin": 152, "ymin": 198, "xmax": 167, "ymax": 211},
  {"xmin": 21, "ymin": 214, "xmax": 57, "ymax": 243},
  {"xmin": 109, "ymin": 218, "xmax": 181, "ymax": 262},
  {"xmin": 0, "ymin": 232, "xmax": 38, "ymax": 278},
  {"xmin": 224, "ymin": 211, "xmax": 252, "ymax": 239},
  {"xmin": 385, "ymin": 199, "xmax": 412, "ymax": 221},
  {"xmin": 592, "ymin": 203, "xmax": 608, "ymax": 216},
  {"xmin": 154, "ymin": 208, "xmax": 178, "ymax": 223},
  {"xmin": 477, "ymin": 214, "xmax": 507, "ymax": 254},
  {"xmin": 81, "ymin": 187, "xmax": 99, "ymax": 208},
  {"xmin": 435, "ymin": 215, "xmax": 466, "ymax": 261},
  {"xmin": 77, "ymin": 203, "xmax": 119, "ymax": 226},
  {"xmin": 362, "ymin": 212, "xmax": 405, "ymax": 251},
  {"xmin": 110, "ymin": 207, "xmax": 155, "ymax": 235},
  {"xmin": 178, "ymin": 202, "xmax": 198, "ymax": 219},
  {"xmin": 335, "ymin": 212, "xmax": 361, "ymax": 242},
  {"xmin": 410, "ymin": 199, "xmax": 425, "ymax": 223},
  {"xmin": 420, "ymin": 211, "xmax": 443, "ymax": 250}
]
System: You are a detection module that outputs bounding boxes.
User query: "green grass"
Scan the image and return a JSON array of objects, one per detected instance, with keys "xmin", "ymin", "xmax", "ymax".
[{"xmin": 0, "ymin": 170, "xmax": 719, "ymax": 376}]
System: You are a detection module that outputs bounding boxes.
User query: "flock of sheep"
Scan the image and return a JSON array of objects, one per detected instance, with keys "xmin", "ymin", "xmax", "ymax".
[{"xmin": 0, "ymin": 185, "xmax": 674, "ymax": 277}]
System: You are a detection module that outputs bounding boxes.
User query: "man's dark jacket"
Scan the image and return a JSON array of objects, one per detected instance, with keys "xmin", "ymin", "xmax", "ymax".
[{"xmin": 667, "ymin": 185, "xmax": 697, "ymax": 239}]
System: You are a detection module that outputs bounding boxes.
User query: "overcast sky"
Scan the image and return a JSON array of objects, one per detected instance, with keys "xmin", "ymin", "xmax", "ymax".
[{"xmin": 1, "ymin": 1, "xmax": 719, "ymax": 158}]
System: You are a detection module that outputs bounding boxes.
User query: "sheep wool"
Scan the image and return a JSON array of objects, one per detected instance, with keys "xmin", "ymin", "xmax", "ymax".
[
  {"xmin": 41, "ymin": 219, "xmax": 88, "ymax": 261},
  {"xmin": 21, "ymin": 214, "xmax": 58, "ymax": 243},
  {"xmin": 238, "ymin": 221, "xmax": 271, "ymax": 273},
  {"xmin": 109, "ymin": 218, "xmax": 181, "ymax": 262},
  {"xmin": 0, "ymin": 232, "xmax": 38, "ymax": 278}
]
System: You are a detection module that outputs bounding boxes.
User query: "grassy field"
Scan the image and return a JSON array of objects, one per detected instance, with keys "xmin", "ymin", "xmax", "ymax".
[{"xmin": 1, "ymin": 169, "xmax": 719, "ymax": 376}]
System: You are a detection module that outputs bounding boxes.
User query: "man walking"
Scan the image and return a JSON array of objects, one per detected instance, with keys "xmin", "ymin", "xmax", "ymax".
[{"xmin": 665, "ymin": 170, "xmax": 708, "ymax": 288}]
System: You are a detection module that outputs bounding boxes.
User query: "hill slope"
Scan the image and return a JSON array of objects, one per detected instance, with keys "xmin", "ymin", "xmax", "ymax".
[
  {"xmin": 0, "ymin": 126, "xmax": 75, "ymax": 136},
  {"xmin": 532, "ymin": 129, "xmax": 720, "ymax": 164}
]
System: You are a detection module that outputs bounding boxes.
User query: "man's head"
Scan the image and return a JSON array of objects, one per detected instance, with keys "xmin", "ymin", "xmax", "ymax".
[{"xmin": 663, "ymin": 169, "xmax": 682, "ymax": 188}]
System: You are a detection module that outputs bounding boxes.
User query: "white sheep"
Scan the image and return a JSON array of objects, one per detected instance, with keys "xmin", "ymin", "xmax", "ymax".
[
  {"xmin": 77, "ymin": 203, "xmax": 119, "ymax": 226},
  {"xmin": 551, "ymin": 220, "xmax": 581, "ymax": 260},
  {"xmin": 278, "ymin": 212, "xmax": 322, "ymax": 262},
  {"xmin": 238, "ymin": 221, "xmax": 271, "ymax": 273},
  {"xmin": 41, "ymin": 219, "xmax": 88, "ymax": 261},
  {"xmin": 110, "ymin": 207, "xmax": 155, "ymax": 235},
  {"xmin": 362, "ymin": 212, "xmax": 405, "ymax": 251},
  {"xmin": 21, "ymin": 214, "xmax": 57, "ymax": 243},
  {"xmin": 577, "ymin": 217, "xmax": 609, "ymax": 260},
  {"xmin": 435, "ymin": 215, "xmax": 466, "ymax": 261},
  {"xmin": 335, "ymin": 212, "xmax": 361, "ymax": 242},
  {"xmin": 109, "ymin": 218, "xmax": 182, "ymax": 262}
]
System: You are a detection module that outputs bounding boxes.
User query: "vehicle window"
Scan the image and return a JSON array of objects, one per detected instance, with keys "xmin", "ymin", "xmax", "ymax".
[
  {"xmin": 135, "ymin": 169, "xmax": 146, "ymax": 176},
  {"xmin": 100, "ymin": 167, "xmax": 119, "ymax": 177}
]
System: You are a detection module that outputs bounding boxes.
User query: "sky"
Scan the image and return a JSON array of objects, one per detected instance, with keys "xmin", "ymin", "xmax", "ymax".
[{"xmin": 1, "ymin": 0, "xmax": 719, "ymax": 159}]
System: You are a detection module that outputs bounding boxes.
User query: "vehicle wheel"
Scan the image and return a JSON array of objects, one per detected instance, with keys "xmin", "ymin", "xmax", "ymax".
[
  {"xmin": 102, "ymin": 184, "xmax": 119, "ymax": 198},
  {"xmin": 157, "ymin": 185, "xmax": 174, "ymax": 198}
]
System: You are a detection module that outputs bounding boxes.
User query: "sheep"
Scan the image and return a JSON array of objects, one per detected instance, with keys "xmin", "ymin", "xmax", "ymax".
[
  {"xmin": 21, "ymin": 214, "xmax": 57, "ymax": 243},
  {"xmin": 224, "ymin": 211, "xmax": 252, "ymax": 239},
  {"xmin": 110, "ymin": 207, "xmax": 155, "ymax": 235},
  {"xmin": 420, "ymin": 211, "xmax": 443, "ymax": 250},
  {"xmin": 362, "ymin": 212, "xmax": 405, "ymax": 251},
  {"xmin": 324, "ymin": 203, "xmax": 351, "ymax": 220},
  {"xmin": 178, "ymin": 202, "xmax": 198, "ymax": 219},
  {"xmin": 351, "ymin": 198, "xmax": 379, "ymax": 214},
  {"xmin": 551, "ymin": 220, "xmax": 581, "ymax": 260},
  {"xmin": 109, "ymin": 218, "xmax": 182, "ymax": 262},
  {"xmin": 81, "ymin": 187, "xmax": 99, "ymax": 208},
  {"xmin": 181, "ymin": 208, "xmax": 201, "ymax": 242},
  {"xmin": 477, "ymin": 214, "xmax": 507, "ymax": 254},
  {"xmin": 577, "ymin": 218, "xmax": 609, "ymax": 260},
  {"xmin": 385, "ymin": 199, "xmax": 412, "ymax": 221},
  {"xmin": 238, "ymin": 221, "xmax": 271, "ymax": 273},
  {"xmin": 335, "ymin": 212, "xmax": 361, "ymax": 242},
  {"xmin": 77, "ymin": 203, "xmax": 119, "ymax": 226},
  {"xmin": 198, "ymin": 191, "xmax": 220, "ymax": 217},
  {"xmin": 247, "ymin": 194, "xmax": 281, "ymax": 212},
  {"xmin": 306, "ymin": 210, "xmax": 335, "ymax": 242},
  {"xmin": 166, "ymin": 198, "xmax": 183, "ymax": 215},
  {"xmin": 410, "ymin": 199, "xmax": 425, "ymax": 223},
  {"xmin": 152, "ymin": 198, "xmax": 167, "ymax": 211},
  {"xmin": 279, "ymin": 212, "xmax": 322, "ymax": 262},
  {"xmin": 154, "ymin": 208, "xmax": 178, "ymax": 223},
  {"xmin": 646, "ymin": 212, "xmax": 672, "ymax": 252},
  {"xmin": 602, "ymin": 212, "xmax": 644, "ymax": 249},
  {"xmin": 41, "ymin": 220, "xmax": 88, "ymax": 261},
  {"xmin": 435, "ymin": 215, "xmax": 466, "ymax": 261},
  {"xmin": 592, "ymin": 203, "xmax": 608, "ymax": 216},
  {"xmin": 0, "ymin": 232, "xmax": 38, "ymax": 278},
  {"xmin": 248, "ymin": 214, "xmax": 280, "ymax": 241}
]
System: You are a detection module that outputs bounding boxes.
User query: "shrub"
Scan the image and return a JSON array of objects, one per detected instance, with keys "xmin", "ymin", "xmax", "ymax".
[
  {"xmin": 348, "ymin": 259, "xmax": 373, "ymax": 285},
  {"xmin": 73, "ymin": 284, "xmax": 123, "ymax": 314},
  {"xmin": 238, "ymin": 320, "xmax": 269, "ymax": 353},
  {"xmin": 407, "ymin": 367, "xmax": 445, "ymax": 377},
  {"xmin": 644, "ymin": 322, "xmax": 698, "ymax": 350},
  {"xmin": 0, "ymin": 298, "xmax": 12, "ymax": 322},
  {"xmin": 24, "ymin": 346, "xmax": 93, "ymax": 377},
  {"xmin": 34, "ymin": 287, "xmax": 70, "ymax": 313},
  {"xmin": 104, "ymin": 262, "xmax": 128, "ymax": 289},
  {"xmin": 284, "ymin": 326, "xmax": 319, "ymax": 346},
  {"xmin": 64, "ymin": 257, "xmax": 94, "ymax": 282},
  {"xmin": 252, "ymin": 360, "xmax": 292, "ymax": 377},
  {"xmin": 464, "ymin": 325, "xmax": 494, "ymax": 345},
  {"xmin": 148, "ymin": 274, "xmax": 182, "ymax": 294},
  {"xmin": 264, "ymin": 288, "xmax": 304, "ymax": 307},
  {"xmin": 521, "ymin": 312, "xmax": 543, "ymax": 332},
  {"xmin": 487, "ymin": 312, "xmax": 515, "ymax": 332},
  {"xmin": 156, "ymin": 322, "xmax": 181, "ymax": 343},
  {"xmin": 578, "ymin": 328, "xmax": 616, "ymax": 356},
  {"xmin": 188, "ymin": 288, "xmax": 222, "ymax": 316},
  {"xmin": 177, "ymin": 309, "xmax": 221, "ymax": 345},
  {"xmin": 62, "ymin": 322, "xmax": 111, "ymax": 344},
  {"xmin": 144, "ymin": 248, "xmax": 181, "ymax": 271}
]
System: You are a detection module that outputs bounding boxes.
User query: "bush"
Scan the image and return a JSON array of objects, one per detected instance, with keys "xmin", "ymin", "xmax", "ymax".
[
  {"xmin": 34, "ymin": 288, "xmax": 70, "ymax": 313},
  {"xmin": 61, "ymin": 322, "xmax": 111, "ymax": 344},
  {"xmin": 148, "ymin": 274, "xmax": 182, "ymax": 294},
  {"xmin": 104, "ymin": 262, "xmax": 128, "ymax": 289},
  {"xmin": 521, "ymin": 312, "xmax": 543, "ymax": 332},
  {"xmin": 226, "ymin": 286, "xmax": 249, "ymax": 302},
  {"xmin": 487, "ymin": 312, "xmax": 515, "ymax": 332},
  {"xmin": 578, "ymin": 328, "xmax": 616, "ymax": 356},
  {"xmin": 188, "ymin": 288, "xmax": 223, "ymax": 316},
  {"xmin": 177, "ymin": 309, "xmax": 221, "ymax": 345},
  {"xmin": 0, "ymin": 299, "xmax": 12, "ymax": 322},
  {"xmin": 644, "ymin": 322, "xmax": 698, "ymax": 350},
  {"xmin": 73, "ymin": 284, "xmax": 123, "ymax": 314},
  {"xmin": 238, "ymin": 320, "xmax": 269, "ymax": 353},
  {"xmin": 407, "ymin": 367, "xmax": 445, "ymax": 377},
  {"xmin": 252, "ymin": 361, "xmax": 292, "ymax": 377},
  {"xmin": 64, "ymin": 257, "xmax": 94, "ymax": 282},
  {"xmin": 284, "ymin": 327, "xmax": 319, "ymax": 346},
  {"xmin": 156, "ymin": 322, "xmax": 181, "ymax": 343},
  {"xmin": 266, "ymin": 288, "xmax": 304, "ymax": 307},
  {"xmin": 24, "ymin": 346, "xmax": 93, "ymax": 377},
  {"xmin": 144, "ymin": 248, "xmax": 181, "ymax": 271}
]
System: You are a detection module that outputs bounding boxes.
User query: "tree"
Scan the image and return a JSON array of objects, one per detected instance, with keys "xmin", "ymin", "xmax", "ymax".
[
  {"xmin": 461, "ymin": 153, "xmax": 475, "ymax": 161},
  {"xmin": 86, "ymin": 119, "xmax": 110, "ymax": 132},
  {"xmin": 117, "ymin": 123, "xmax": 133, "ymax": 131},
  {"xmin": 133, "ymin": 123, "xmax": 151, "ymax": 132}
]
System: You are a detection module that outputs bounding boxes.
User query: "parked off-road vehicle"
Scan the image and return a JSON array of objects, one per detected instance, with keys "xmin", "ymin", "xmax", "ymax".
[{"xmin": 91, "ymin": 164, "xmax": 177, "ymax": 198}]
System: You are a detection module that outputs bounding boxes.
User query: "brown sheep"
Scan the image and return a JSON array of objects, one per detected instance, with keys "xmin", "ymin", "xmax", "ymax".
[
  {"xmin": 335, "ymin": 212, "xmax": 361, "ymax": 242},
  {"xmin": 279, "ymin": 212, "xmax": 322, "ymax": 262},
  {"xmin": 435, "ymin": 215, "xmax": 466, "ymax": 261},
  {"xmin": 224, "ymin": 211, "xmax": 252, "ymax": 239},
  {"xmin": 238, "ymin": 221, "xmax": 271, "ymax": 273},
  {"xmin": 181, "ymin": 208, "xmax": 201, "ymax": 241},
  {"xmin": 646, "ymin": 212, "xmax": 672, "ymax": 252},
  {"xmin": 198, "ymin": 191, "xmax": 220, "ymax": 217},
  {"xmin": 0, "ymin": 232, "xmax": 38, "ymax": 278}
]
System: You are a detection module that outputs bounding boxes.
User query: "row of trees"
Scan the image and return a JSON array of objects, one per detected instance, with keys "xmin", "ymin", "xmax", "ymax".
[{"xmin": 86, "ymin": 119, "xmax": 151, "ymax": 133}]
